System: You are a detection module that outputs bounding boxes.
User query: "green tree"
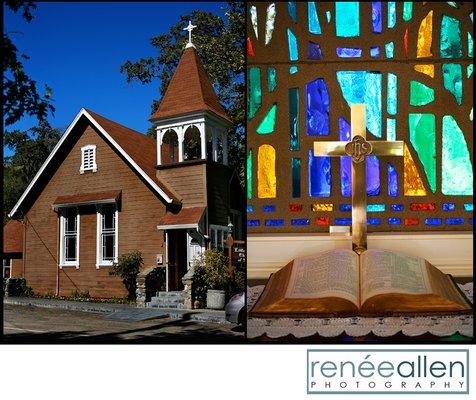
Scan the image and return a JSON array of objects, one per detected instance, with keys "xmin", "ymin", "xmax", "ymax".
[
  {"xmin": 120, "ymin": 2, "xmax": 245, "ymax": 182},
  {"xmin": 3, "ymin": 0, "xmax": 55, "ymax": 126},
  {"xmin": 3, "ymin": 121, "xmax": 62, "ymax": 222}
]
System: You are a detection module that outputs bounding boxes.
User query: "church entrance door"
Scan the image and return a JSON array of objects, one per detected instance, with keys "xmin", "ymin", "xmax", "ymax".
[{"xmin": 166, "ymin": 230, "xmax": 188, "ymax": 291}]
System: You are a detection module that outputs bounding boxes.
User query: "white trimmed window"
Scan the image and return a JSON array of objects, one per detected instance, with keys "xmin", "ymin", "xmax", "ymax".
[
  {"xmin": 209, "ymin": 225, "xmax": 228, "ymax": 250},
  {"xmin": 96, "ymin": 204, "xmax": 118, "ymax": 267},
  {"xmin": 59, "ymin": 208, "xmax": 80, "ymax": 268},
  {"xmin": 3, "ymin": 258, "xmax": 12, "ymax": 279},
  {"xmin": 80, "ymin": 144, "xmax": 97, "ymax": 173}
]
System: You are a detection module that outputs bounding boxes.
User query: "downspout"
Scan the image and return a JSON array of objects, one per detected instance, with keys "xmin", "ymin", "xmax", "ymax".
[
  {"xmin": 22, "ymin": 217, "xmax": 26, "ymax": 278},
  {"xmin": 56, "ymin": 212, "xmax": 60, "ymax": 296}
]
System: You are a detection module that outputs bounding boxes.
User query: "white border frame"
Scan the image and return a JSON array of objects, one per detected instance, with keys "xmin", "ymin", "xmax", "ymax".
[
  {"xmin": 79, "ymin": 144, "xmax": 97, "ymax": 174},
  {"xmin": 59, "ymin": 208, "xmax": 80, "ymax": 269},
  {"xmin": 3, "ymin": 257, "xmax": 12, "ymax": 279},
  {"xmin": 96, "ymin": 203, "xmax": 119, "ymax": 268}
]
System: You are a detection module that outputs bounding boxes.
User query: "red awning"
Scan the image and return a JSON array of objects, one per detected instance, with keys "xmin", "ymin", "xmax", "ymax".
[
  {"xmin": 157, "ymin": 206, "xmax": 206, "ymax": 229},
  {"xmin": 52, "ymin": 190, "xmax": 121, "ymax": 209}
]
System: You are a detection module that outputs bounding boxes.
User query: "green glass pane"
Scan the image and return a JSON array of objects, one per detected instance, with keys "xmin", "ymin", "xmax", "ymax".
[
  {"xmin": 442, "ymin": 63, "xmax": 462, "ymax": 105},
  {"xmin": 257, "ymin": 104, "xmax": 277, "ymax": 134},
  {"xmin": 403, "ymin": 2, "xmax": 413, "ymax": 21},
  {"xmin": 247, "ymin": 150, "xmax": 252, "ymax": 199},
  {"xmin": 410, "ymin": 81, "xmax": 435, "ymax": 106},
  {"xmin": 468, "ymin": 64, "xmax": 473, "ymax": 78},
  {"xmin": 442, "ymin": 116, "xmax": 473, "ymax": 195},
  {"xmin": 335, "ymin": 2, "xmax": 360, "ymax": 37},
  {"xmin": 409, "ymin": 113, "xmax": 436, "ymax": 192},
  {"xmin": 469, "ymin": 32, "xmax": 473, "ymax": 57},
  {"xmin": 289, "ymin": 88, "xmax": 300, "ymax": 151},
  {"xmin": 292, "ymin": 157, "xmax": 301, "ymax": 198},
  {"xmin": 385, "ymin": 42, "xmax": 394, "ymax": 58},
  {"xmin": 248, "ymin": 67, "xmax": 261, "ymax": 120},
  {"xmin": 440, "ymin": 15, "xmax": 463, "ymax": 58},
  {"xmin": 267, "ymin": 67, "xmax": 276, "ymax": 92}
]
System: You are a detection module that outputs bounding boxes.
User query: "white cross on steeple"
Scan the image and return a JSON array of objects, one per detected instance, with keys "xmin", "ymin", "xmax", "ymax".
[{"xmin": 184, "ymin": 21, "xmax": 197, "ymax": 48}]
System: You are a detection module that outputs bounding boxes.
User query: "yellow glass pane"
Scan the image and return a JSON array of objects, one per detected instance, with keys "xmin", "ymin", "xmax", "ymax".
[
  {"xmin": 404, "ymin": 144, "xmax": 427, "ymax": 196},
  {"xmin": 258, "ymin": 144, "xmax": 276, "ymax": 198},
  {"xmin": 417, "ymin": 11, "xmax": 433, "ymax": 58},
  {"xmin": 311, "ymin": 203, "xmax": 333, "ymax": 212},
  {"xmin": 414, "ymin": 64, "xmax": 435, "ymax": 78}
]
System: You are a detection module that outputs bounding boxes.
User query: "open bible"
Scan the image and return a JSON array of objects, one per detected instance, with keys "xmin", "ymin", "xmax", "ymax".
[{"xmin": 250, "ymin": 249, "xmax": 472, "ymax": 317}]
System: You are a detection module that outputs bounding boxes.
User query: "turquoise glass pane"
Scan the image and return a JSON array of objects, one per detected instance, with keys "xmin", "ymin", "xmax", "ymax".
[
  {"xmin": 289, "ymin": 66, "xmax": 298, "ymax": 74},
  {"xmin": 288, "ymin": 2, "xmax": 297, "ymax": 23},
  {"xmin": 309, "ymin": 150, "xmax": 331, "ymax": 197},
  {"xmin": 306, "ymin": 78, "xmax": 330, "ymax": 136},
  {"xmin": 385, "ymin": 42, "xmax": 394, "ymax": 58},
  {"xmin": 335, "ymin": 2, "xmax": 360, "ymax": 37},
  {"xmin": 442, "ymin": 63, "xmax": 462, "ymax": 105},
  {"xmin": 287, "ymin": 28, "xmax": 299, "ymax": 61},
  {"xmin": 336, "ymin": 71, "xmax": 382, "ymax": 137},
  {"xmin": 247, "ymin": 205, "xmax": 253, "ymax": 213},
  {"xmin": 387, "ymin": 2, "xmax": 396, "ymax": 28},
  {"xmin": 403, "ymin": 2, "xmax": 413, "ymax": 21},
  {"xmin": 409, "ymin": 113, "xmax": 436, "ymax": 192},
  {"xmin": 464, "ymin": 204, "xmax": 473, "ymax": 211},
  {"xmin": 442, "ymin": 115, "xmax": 473, "ymax": 195},
  {"xmin": 289, "ymin": 88, "xmax": 300, "ymax": 150},
  {"xmin": 292, "ymin": 157, "xmax": 301, "ymax": 198},
  {"xmin": 468, "ymin": 64, "xmax": 473, "ymax": 78},
  {"xmin": 248, "ymin": 67, "xmax": 261, "ymax": 120},
  {"xmin": 469, "ymin": 32, "xmax": 473, "ymax": 57},
  {"xmin": 410, "ymin": 81, "xmax": 435, "ymax": 106},
  {"xmin": 308, "ymin": 2, "xmax": 321, "ymax": 34},
  {"xmin": 440, "ymin": 15, "xmax": 463, "ymax": 58},
  {"xmin": 387, "ymin": 73, "xmax": 397, "ymax": 115},
  {"xmin": 267, "ymin": 67, "xmax": 276, "ymax": 92},
  {"xmin": 387, "ymin": 118, "xmax": 396, "ymax": 141},
  {"xmin": 368, "ymin": 204, "xmax": 385, "ymax": 212},
  {"xmin": 256, "ymin": 104, "xmax": 277, "ymax": 134},
  {"xmin": 372, "ymin": 2, "xmax": 382, "ymax": 33},
  {"xmin": 388, "ymin": 162, "xmax": 398, "ymax": 196}
]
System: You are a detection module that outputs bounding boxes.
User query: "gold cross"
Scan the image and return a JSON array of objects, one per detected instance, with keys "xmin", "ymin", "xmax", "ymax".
[{"xmin": 313, "ymin": 104, "xmax": 404, "ymax": 254}]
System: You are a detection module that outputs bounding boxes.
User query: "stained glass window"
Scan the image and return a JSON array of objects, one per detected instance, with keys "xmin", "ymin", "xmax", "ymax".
[{"xmin": 247, "ymin": 2, "xmax": 473, "ymax": 233}]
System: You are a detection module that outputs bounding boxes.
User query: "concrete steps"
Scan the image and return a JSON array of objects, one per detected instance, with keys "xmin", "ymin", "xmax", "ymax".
[{"xmin": 147, "ymin": 291, "xmax": 184, "ymax": 309}]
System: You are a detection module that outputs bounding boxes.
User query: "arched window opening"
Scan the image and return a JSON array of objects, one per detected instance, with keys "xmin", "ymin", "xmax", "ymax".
[
  {"xmin": 183, "ymin": 125, "xmax": 201, "ymax": 160},
  {"xmin": 161, "ymin": 129, "xmax": 179, "ymax": 165}
]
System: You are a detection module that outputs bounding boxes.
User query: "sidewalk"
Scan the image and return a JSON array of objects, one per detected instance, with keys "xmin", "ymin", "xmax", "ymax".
[{"xmin": 4, "ymin": 296, "xmax": 228, "ymax": 324}]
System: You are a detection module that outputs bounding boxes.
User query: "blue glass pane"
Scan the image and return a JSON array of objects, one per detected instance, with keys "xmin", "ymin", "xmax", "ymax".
[
  {"xmin": 387, "ymin": 73, "xmax": 397, "ymax": 115},
  {"xmin": 370, "ymin": 46, "xmax": 380, "ymax": 58},
  {"xmin": 464, "ymin": 204, "xmax": 473, "ymax": 211},
  {"xmin": 291, "ymin": 218, "xmax": 310, "ymax": 226},
  {"xmin": 263, "ymin": 205, "xmax": 276, "ymax": 212},
  {"xmin": 307, "ymin": 41, "xmax": 323, "ymax": 60},
  {"xmin": 336, "ymin": 47, "xmax": 362, "ymax": 58},
  {"xmin": 335, "ymin": 218, "xmax": 352, "ymax": 225},
  {"xmin": 288, "ymin": 2, "xmax": 297, "ymax": 23},
  {"xmin": 368, "ymin": 218, "xmax": 381, "ymax": 225},
  {"xmin": 367, "ymin": 156, "xmax": 380, "ymax": 196},
  {"xmin": 339, "ymin": 204, "xmax": 352, "ymax": 212},
  {"xmin": 469, "ymin": 218, "xmax": 474, "ymax": 225},
  {"xmin": 289, "ymin": 88, "xmax": 300, "ymax": 150},
  {"xmin": 265, "ymin": 219, "xmax": 285, "ymax": 227},
  {"xmin": 372, "ymin": 2, "xmax": 382, "ymax": 33},
  {"xmin": 388, "ymin": 218, "xmax": 401, "ymax": 225},
  {"xmin": 306, "ymin": 78, "xmax": 330, "ymax": 136},
  {"xmin": 387, "ymin": 162, "xmax": 398, "ymax": 196},
  {"xmin": 247, "ymin": 204, "xmax": 253, "ymax": 213},
  {"xmin": 287, "ymin": 28, "xmax": 299, "ymax": 61},
  {"xmin": 425, "ymin": 218, "xmax": 442, "ymax": 226},
  {"xmin": 385, "ymin": 42, "xmax": 394, "ymax": 58},
  {"xmin": 309, "ymin": 150, "xmax": 331, "ymax": 197},
  {"xmin": 387, "ymin": 2, "xmax": 396, "ymax": 28},
  {"xmin": 442, "ymin": 203, "xmax": 456, "ymax": 211},
  {"xmin": 308, "ymin": 2, "xmax": 321, "ymax": 34},
  {"xmin": 446, "ymin": 218, "xmax": 464, "ymax": 225},
  {"xmin": 292, "ymin": 157, "xmax": 301, "ymax": 198},
  {"xmin": 391, "ymin": 204, "xmax": 404, "ymax": 211},
  {"xmin": 368, "ymin": 204, "xmax": 385, "ymax": 212},
  {"xmin": 289, "ymin": 66, "xmax": 298, "ymax": 74},
  {"xmin": 335, "ymin": 2, "xmax": 360, "ymax": 37},
  {"xmin": 387, "ymin": 118, "xmax": 396, "ymax": 141},
  {"xmin": 339, "ymin": 117, "xmax": 352, "ymax": 197},
  {"xmin": 336, "ymin": 71, "xmax": 382, "ymax": 137},
  {"xmin": 247, "ymin": 219, "xmax": 260, "ymax": 227}
]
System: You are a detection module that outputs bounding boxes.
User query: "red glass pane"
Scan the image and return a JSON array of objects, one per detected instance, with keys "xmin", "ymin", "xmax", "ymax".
[
  {"xmin": 404, "ymin": 218, "xmax": 419, "ymax": 225},
  {"xmin": 404, "ymin": 28, "xmax": 409, "ymax": 56},
  {"xmin": 316, "ymin": 217, "xmax": 330, "ymax": 225},
  {"xmin": 409, "ymin": 203, "xmax": 436, "ymax": 211},
  {"xmin": 288, "ymin": 203, "xmax": 303, "ymax": 212},
  {"xmin": 247, "ymin": 37, "xmax": 255, "ymax": 57}
]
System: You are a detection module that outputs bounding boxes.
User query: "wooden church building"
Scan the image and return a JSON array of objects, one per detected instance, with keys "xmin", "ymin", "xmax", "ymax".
[{"xmin": 6, "ymin": 32, "xmax": 243, "ymax": 303}]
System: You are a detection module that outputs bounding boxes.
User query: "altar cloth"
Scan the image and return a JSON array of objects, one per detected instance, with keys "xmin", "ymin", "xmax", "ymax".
[{"xmin": 247, "ymin": 283, "xmax": 473, "ymax": 339}]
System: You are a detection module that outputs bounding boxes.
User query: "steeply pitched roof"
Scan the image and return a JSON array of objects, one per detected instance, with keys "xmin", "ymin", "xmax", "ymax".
[
  {"xmin": 3, "ymin": 220, "xmax": 23, "ymax": 254},
  {"xmin": 150, "ymin": 46, "xmax": 231, "ymax": 124},
  {"xmin": 8, "ymin": 109, "xmax": 181, "ymax": 218}
]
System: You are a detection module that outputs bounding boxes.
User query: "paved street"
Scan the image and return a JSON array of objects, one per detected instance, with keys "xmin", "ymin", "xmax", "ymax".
[{"xmin": 3, "ymin": 304, "xmax": 244, "ymax": 343}]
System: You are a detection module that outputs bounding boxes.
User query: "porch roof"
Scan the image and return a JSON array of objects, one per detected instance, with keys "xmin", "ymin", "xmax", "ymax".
[{"xmin": 157, "ymin": 206, "xmax": 206, "ymax": 230}]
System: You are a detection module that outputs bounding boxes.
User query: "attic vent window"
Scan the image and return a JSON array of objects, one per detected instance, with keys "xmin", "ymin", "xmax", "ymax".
[{"xmin": 80, "ymin": 145, "xmax": 97, "ymax": 173}]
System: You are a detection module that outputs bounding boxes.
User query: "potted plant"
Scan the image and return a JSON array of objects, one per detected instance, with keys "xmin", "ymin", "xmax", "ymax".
[{"xmin": 193, "ymin": 249, "xmax": 228, "ymax": 309}]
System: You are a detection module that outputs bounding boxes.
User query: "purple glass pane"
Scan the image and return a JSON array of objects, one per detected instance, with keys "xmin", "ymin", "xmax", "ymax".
[
  {"xmin": 387, "ymin": 162, "xmax": 398, "ymax": 196},
  {"xmin": 307, "ymin": 41, "xmax": 323, "ymax": 60},
  {"xmin": 370, "ymin": 46, "xmax": 380, "ymax": 58},
  {"xmin": 367, "ymin": 155, "xmax": 380, "ymax": 196},
  {"xmin": 306, "ymin": 78, "xmax": 330, "ymax": 136},
  {"xmin": 309, "ymin": 150, "xmax": 331, "ymax": 197},
  {"xmin": 372, "ymin": 2, "xmax": 382, "ymax": 33},
  {"xmin": 336, "ymin": 47, "xmax": 362, "ymax": 58}
]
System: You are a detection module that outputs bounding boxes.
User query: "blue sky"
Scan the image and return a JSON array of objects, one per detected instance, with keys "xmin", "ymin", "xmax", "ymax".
[{"xmin": 3, "ymin": 2, "xmax": 226, "ymax": 157}]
